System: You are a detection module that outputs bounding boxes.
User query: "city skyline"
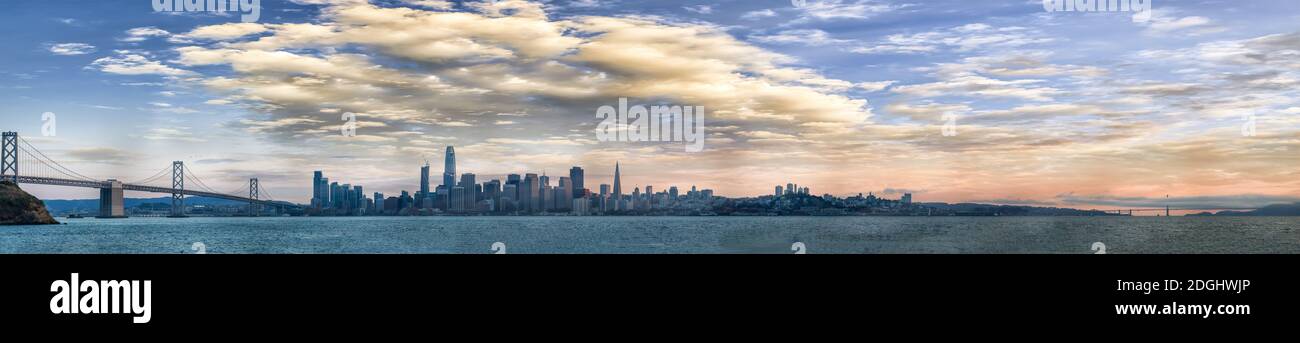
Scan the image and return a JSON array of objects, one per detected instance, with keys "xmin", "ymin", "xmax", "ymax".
[{"xmin": 3, "ymin": 0, "xmax": 1299, "ymax": 210}]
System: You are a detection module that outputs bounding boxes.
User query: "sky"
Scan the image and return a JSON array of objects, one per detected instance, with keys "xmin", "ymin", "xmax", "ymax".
[{"xmin": 1, "ymin": 0, "xmax": 1298, "ymax": 210}]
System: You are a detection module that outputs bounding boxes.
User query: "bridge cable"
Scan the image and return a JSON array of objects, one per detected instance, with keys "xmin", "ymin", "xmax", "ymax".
[
  {"xmin": 126, "ymin": 165, "xmax": 172, "ymax": 185},
  {"xmin": 16, "ymin": 144, "xmax": 95, "ymax": 181},
  {"xmin": 18, "ymin": 137, "xmax": 97, "ymax": 181},
  {"xmin": 181, "ymin": 165, "xmax": 225, "ymax": 195}
]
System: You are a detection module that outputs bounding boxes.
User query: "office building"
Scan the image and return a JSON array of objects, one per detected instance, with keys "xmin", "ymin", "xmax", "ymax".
[{"xmin": 569, "ymin": 166, "xmax": 584, "ymax": 199}]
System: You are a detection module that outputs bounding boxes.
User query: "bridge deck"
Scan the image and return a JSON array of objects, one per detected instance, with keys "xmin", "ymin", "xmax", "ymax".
[{"xmin": 14, "ymin": 175, "xmax": 300, "ymax": 208}]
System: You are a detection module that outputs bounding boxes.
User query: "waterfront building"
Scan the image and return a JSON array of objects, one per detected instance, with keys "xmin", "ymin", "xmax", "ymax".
[
  {"xmin": 569, "ymin": 167, "xmax": 584, "ymax": 199},
  {"xmin": 612, "ymin": 162, "xmax": 622, "ymax": 211}
]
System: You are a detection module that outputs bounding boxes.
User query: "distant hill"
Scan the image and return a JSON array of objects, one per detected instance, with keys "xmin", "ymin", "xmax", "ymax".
[
  {"xmin": 42, "ymin": 196, "xmax": 247, "ymax": 214},
  {"xmin": 918, "ymin": 202, "xmax": 1112, "ymax": 216},
  {"xmin": 1199, "ymin": 203, "xmax": 1300, "ymax": 216}
]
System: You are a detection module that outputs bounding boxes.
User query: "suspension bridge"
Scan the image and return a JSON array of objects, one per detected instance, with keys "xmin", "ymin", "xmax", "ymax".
[
  {"xmin": 1, "ymin": 131, "xmax": 301, "ymax": 218},
  {"xmin": 1106, "ymin": 208, "xmax": 1261, "ymax": 216}
]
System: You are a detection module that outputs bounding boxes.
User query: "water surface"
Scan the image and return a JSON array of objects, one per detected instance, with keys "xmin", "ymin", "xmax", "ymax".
[{"xmin": 1, "ymin": 216, "xmax": 1297, "ymax": 254}]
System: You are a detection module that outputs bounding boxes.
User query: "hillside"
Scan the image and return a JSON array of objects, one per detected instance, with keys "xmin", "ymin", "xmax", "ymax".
[
  {"xmin": 0, "ymin": 181, "xmax": 60, "ymax": 225},
  {"xmin": 1203, "ymin": 203, "xmax": 1300, "ymax": 216}
]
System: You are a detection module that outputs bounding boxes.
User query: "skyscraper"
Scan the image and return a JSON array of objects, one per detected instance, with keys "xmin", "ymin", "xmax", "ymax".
[
  {"xmin": 420, "ymin": 161, "xmax": 430, "ymax": 196},
  {"xmin": 460, "ymin": 173, "xmax": 477, "ymax": 210},
  {"xmin": 569, "ymin": 166, "xmax": 584, "ymax": 198},
  {"xmin": 613, "ymin": 162, "xmax": 622, "ymax": 210},
  {"xmin": 330, "ymin": 182, "xmax": 341, "ymax": 210},
  {"xmin": 442, "ymin": 147, "xmax": 456, "ymax": 209},
  {"xmin": 353, "ymin": 185, "xmax": 364, "ymax": 214},
  {"xmin": 442, "ymin": 146, "xmax": 456, "ymax": 191},
  {"xmin": 320, "ymin": 177, "xmax": 331, "ymax": 208},
  {"xmin": 506, "ymin": 174, "xmax": 521, "ymax": 202},
  {"xmin": 524, "ymin": 173, "xmax": 539, "ymax": 212},
  {"xmin": 312, "ymin": 171, "xmax": 324, "ymax": 208},
  {"xmin": 558, "ymin": 176, "xmax": 572, "ymax": 210}
]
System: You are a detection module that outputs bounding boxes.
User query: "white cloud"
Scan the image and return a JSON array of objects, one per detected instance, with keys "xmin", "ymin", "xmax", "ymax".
[
  {"xmin": 856, "ymin": 81, "xmax": 896, "ymax": 92},
  {"xmin": 852, "ymin": 24, "xmax": 1051, "ymax": 55},
  {"xmin": 89, "ymin": 53, "xmax": 192, "ymax": 76},
  {"xmin": 740, "ymin": 9, "xmax": 777, "ymax": 20},
  {"xmin": 48, "ymin": 43, "xmax": 96, "ymax": 56},
  {"xmin": 176, "ymin": 23, "xmax": 270, "ymax": 41},
  {"xmin": 401, "ymin": 0, "xmax": 452, "ymax": 9},
  {"xmin": 683, "ymin": 5, "xmax": 713, "ymax": 15},
  {"xmin": 1142, "ymin": 9, "xmax": 1224, "ymax": 36},
  {"xmin": 750, "ymin": 29, "xmax": 847, "ymax": 46},
  {"xmin": 794, "ymin": 0, "xmax": 898, "ymax": 20},
  {"xmin": 122, "ymin": 27, "xmax": 171, "ymax": 42}
]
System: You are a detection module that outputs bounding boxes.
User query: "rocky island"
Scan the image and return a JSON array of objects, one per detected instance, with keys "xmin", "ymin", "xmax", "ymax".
[{"xmin": 0, "ymin": 181, "xmax": 60, "ymax": 225}]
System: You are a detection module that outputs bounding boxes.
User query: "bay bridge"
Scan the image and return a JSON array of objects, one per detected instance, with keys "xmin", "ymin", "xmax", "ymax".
[{"xmin": 1, "ymin": 131, "xmax": 301, "ymax": 218}]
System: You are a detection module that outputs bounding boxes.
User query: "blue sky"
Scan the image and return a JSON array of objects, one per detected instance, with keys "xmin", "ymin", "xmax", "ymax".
[{"xmin": 3, "ymin": 0, "xmax": 1299, "ymax": 210}]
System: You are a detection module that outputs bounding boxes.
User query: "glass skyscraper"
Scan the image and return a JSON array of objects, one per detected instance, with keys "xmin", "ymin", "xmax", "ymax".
[
  {"xmin": 442, "ymin": 147, "xmax": 456, "ymax": 190},
  {"xmin": 569, "ymin": 166, "xmax": 584, "ymax": 198}
]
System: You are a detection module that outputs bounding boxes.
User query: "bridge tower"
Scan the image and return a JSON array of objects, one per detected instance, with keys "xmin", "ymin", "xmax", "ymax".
[
  {"xmin": 96, "ymin": 179, "xmax": 126, "ymax": 218},
  {"xmin": 1, "ymin": 132, "xmax": 16, "ymax": 183},
  {"xmin": 249, "ymin": 178, "xmax": 260, "ymax": 217},
  {"xmin": 170, "ymin": 161, "xmax": 186, "ymax": 218}
]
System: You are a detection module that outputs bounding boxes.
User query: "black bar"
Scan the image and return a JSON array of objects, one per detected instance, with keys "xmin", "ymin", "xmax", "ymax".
[{"xmin": 2, "ymin": 255, "xmax": 1294, "ymax": 333}]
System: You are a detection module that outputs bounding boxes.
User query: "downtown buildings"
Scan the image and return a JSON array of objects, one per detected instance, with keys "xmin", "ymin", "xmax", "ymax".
[
  {"xmin": 312, "ymin": 145, "xmax": 720, "ymax": 216},
  {"xmin": 305, "ymin": 146, "xmax": 933, "ymax": 217},
  {"xmin": 310, "ymin": 170, "xmax": 372, "ymax": 216}
]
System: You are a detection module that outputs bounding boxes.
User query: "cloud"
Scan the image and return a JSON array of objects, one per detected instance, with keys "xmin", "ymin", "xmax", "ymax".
[
  {"xmin": 683, "ymin": 5, "xmax": 712, "ymax": 15},
  {"xmin": 852, "ymin": 24, "xmax": 1051, "ymax": 55},
  {"xmin": 749, "ymin": 29, "xmax": 848, "ymax": 46},
  {"xmin": 792, "ymin": 0, "xmax": 899, "ymax": 21},
  {"xmin": 89, "ymin": 53, "xmax": 192, "ymax": 76},
  {"xmin": 122, "ymin": 27, "xmax": 171, "ymax": 42},
  {"xmin": 138, "ymin": 127, "xmax": 207, "ymax": 142},
  {"xmin": 893, "ymin": 75, "xmax": 1058, "ymax": 101},
  {"xmin": 567, "ymin": 0, "xmax": 604, "ymax": 9},
  {"xmin": 65, "ymin": 147, "xmax": 134, "ymax": 165},
  {"xmin": 401, "ymin": 0, "xmax": 452, "ymax": 9},
  {"xmin": 166, "ymin": 0, "xmax": 873, "ymax": 151},
  {"xmin": 175, "ymin": 23, "xmax": 271, "ymax": 41},
  {"xmin": 1142, "ymin": 9, "xmax": 1224, "ymax": 36},
  {"xmin": 48, "ymin": 43, "xmax": 96, "ymax": 55},
  {"xmin": 740, "ymin": 9, "xmax": 777, "ymax": 20},
  {"xmin": 856, "ymin": 81, "xmax": 896, "ymax": 92}
]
